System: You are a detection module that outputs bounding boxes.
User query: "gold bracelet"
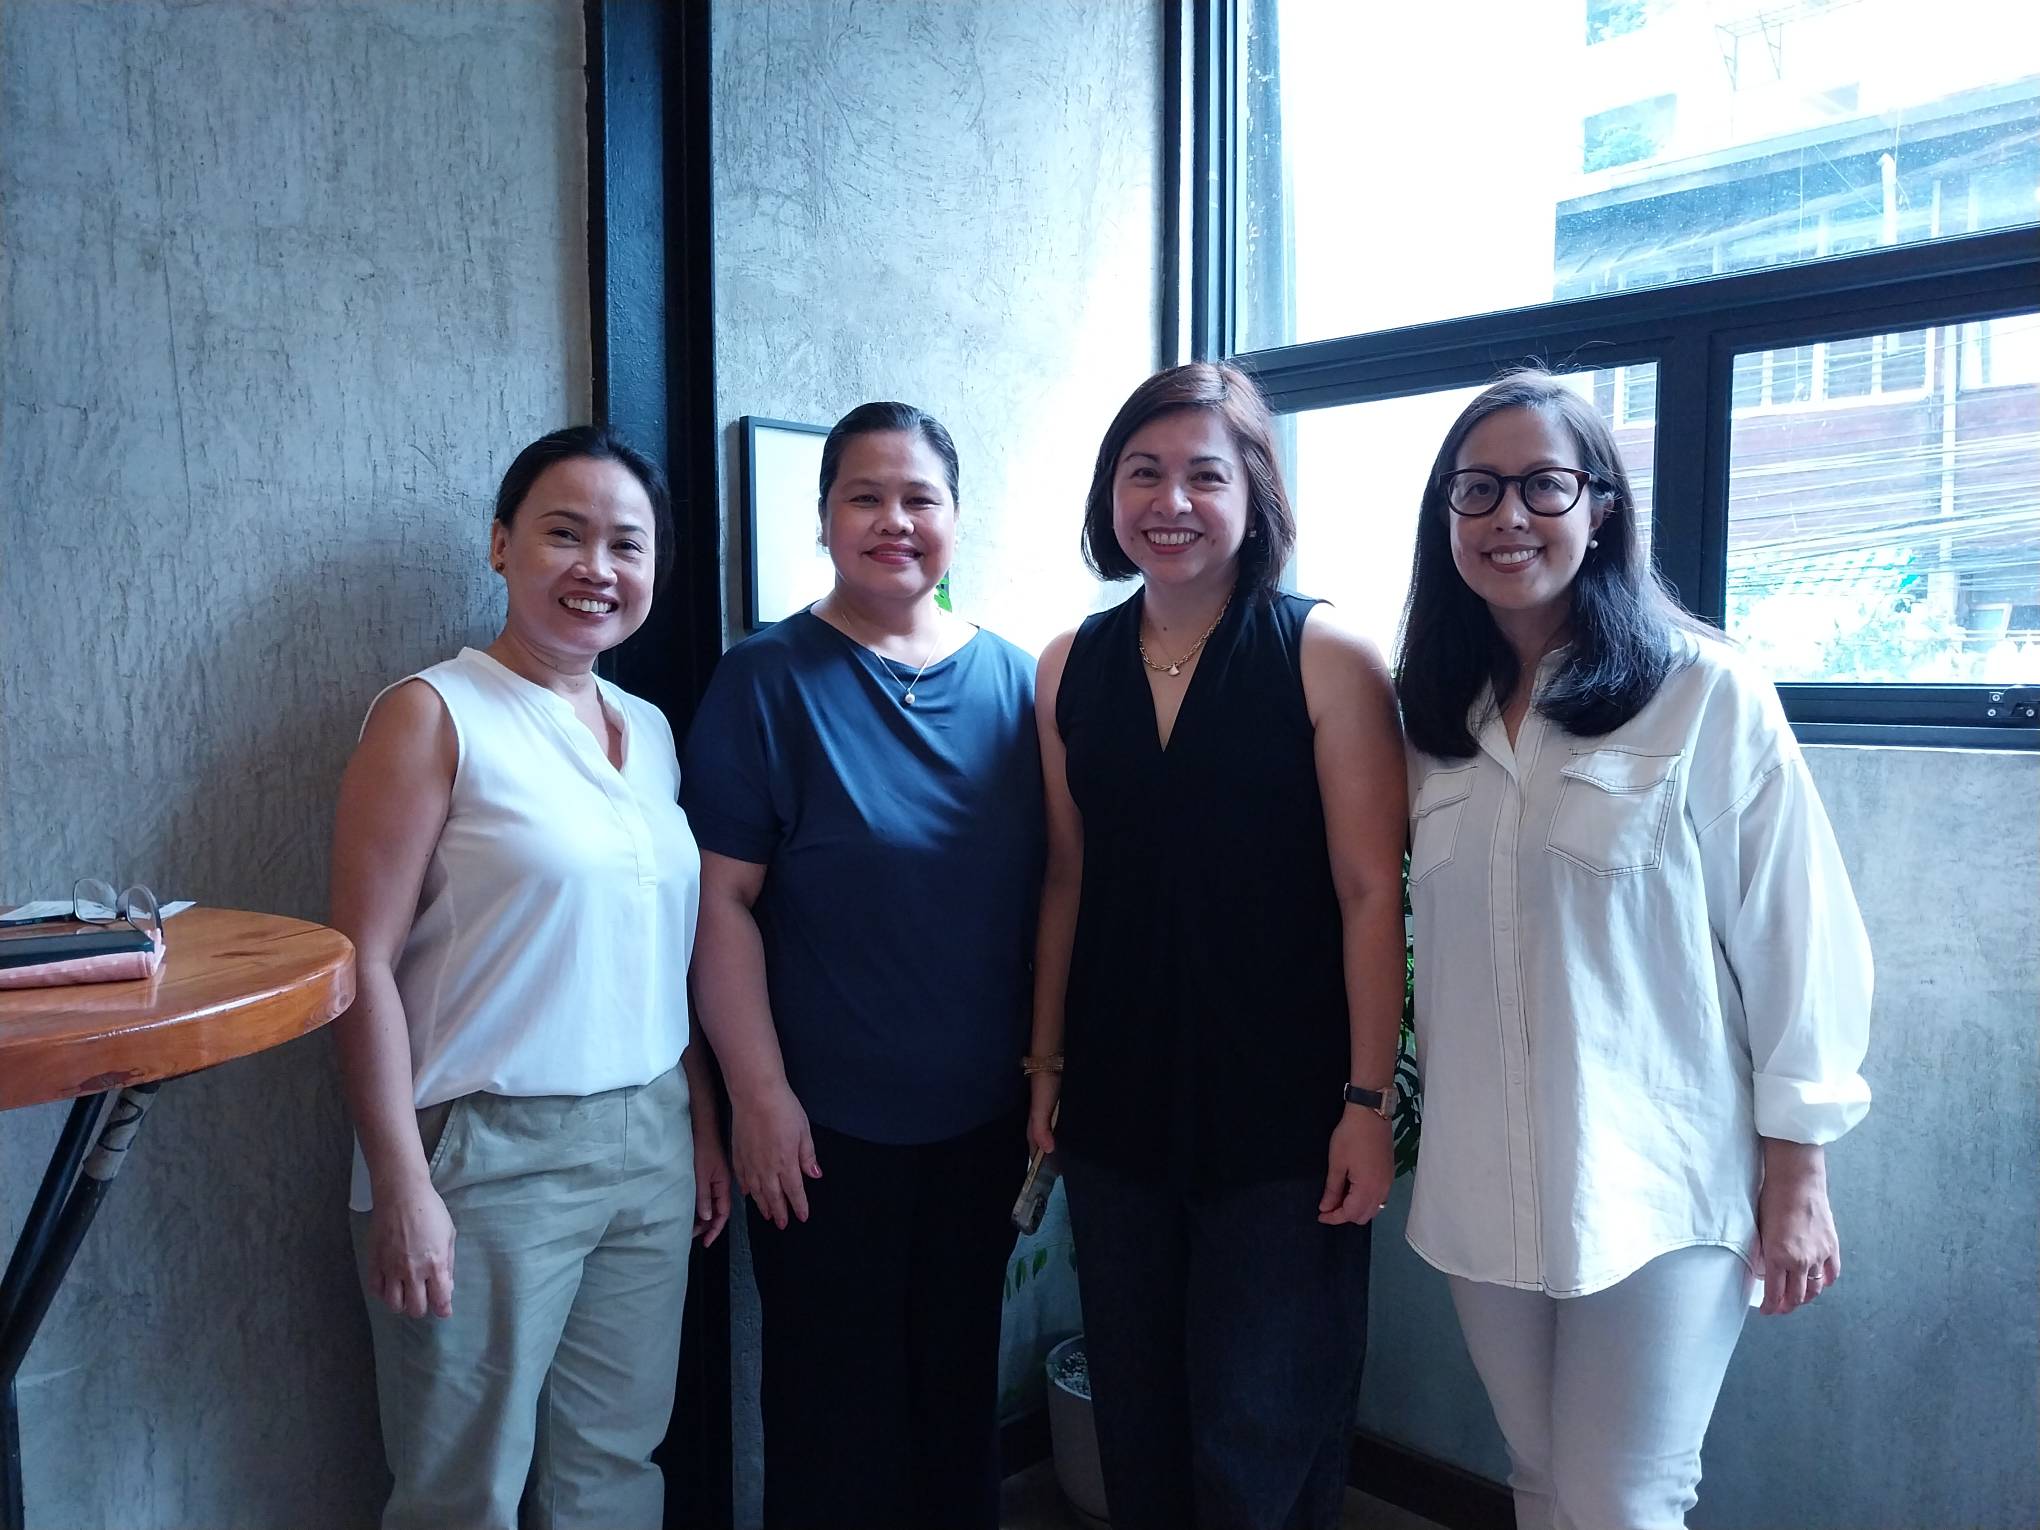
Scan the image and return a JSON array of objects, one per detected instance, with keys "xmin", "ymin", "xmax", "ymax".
[{"xmin": 1021, "ymin": 1053, "xmax": 1065, "ymax": 1076}]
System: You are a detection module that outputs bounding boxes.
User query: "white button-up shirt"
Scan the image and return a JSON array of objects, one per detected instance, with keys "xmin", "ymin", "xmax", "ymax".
[{"xmin": 1405, "ymin": 635, "xmax": 1871, "ymax": 1296}]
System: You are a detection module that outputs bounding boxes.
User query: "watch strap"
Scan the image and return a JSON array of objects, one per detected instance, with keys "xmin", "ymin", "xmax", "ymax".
[{"xmin": 1342, "ymin": 1082, "xmax": 1392, "ymax": 1120}]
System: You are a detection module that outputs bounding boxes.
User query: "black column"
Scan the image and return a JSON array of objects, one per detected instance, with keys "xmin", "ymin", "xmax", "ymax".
[{"xmin": 586, "ymin": 4, "xmax": 733, "ymax": 1528}]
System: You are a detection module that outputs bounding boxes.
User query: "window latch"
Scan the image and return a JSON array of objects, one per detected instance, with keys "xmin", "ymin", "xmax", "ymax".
[{"xmin": 1983, "ymin": 689, "xmax": 2038, "ymax": 725}]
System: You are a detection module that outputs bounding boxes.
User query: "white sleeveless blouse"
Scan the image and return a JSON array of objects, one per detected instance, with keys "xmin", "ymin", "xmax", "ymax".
[{"xmin": 349, "ymin": 647, "xmax": 699, "ymax": 1211}]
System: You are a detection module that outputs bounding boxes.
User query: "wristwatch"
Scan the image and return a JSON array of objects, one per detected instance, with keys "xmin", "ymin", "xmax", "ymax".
[{"xmin": 1342, "ymin": 1082, "xmax": 1393, "ymax": 1121}]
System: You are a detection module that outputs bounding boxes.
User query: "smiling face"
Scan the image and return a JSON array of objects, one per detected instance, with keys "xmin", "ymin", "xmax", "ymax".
[
  {"xmin": 490, "ymin": 456, "xmax": 656, "ymax": 660},
  {"xmin": 1110, "ymin": 408, "xmax": 1250, "ymax": 592},
  {"xmin": 1446, "ymin": 404, "xmax": 1607, "ymax": 637},
  {"xmin": 820, "ymin": 429, "xmax": 957, "ymax": 605}
]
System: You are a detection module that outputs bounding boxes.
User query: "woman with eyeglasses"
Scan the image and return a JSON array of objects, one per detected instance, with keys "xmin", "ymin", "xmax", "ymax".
[
  {"xmin": 681, "ymin": 402, "xmax": 1043, "ymax": 1530},
  {"xmin": 329, "ymin": 426, "xmax": 730, "ymax": 1530},
  {"xmin": 1027, "ymin": 363, "xmax": 1407, "ymax": 1529},
  {"xmin": 1398, "ymin": 370, "xmax": 1872, "ymax": 1529}
]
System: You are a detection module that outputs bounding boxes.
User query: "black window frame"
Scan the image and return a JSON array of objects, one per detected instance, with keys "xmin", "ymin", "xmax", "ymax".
[{"xmin": 1196, "ymin": 0, "xmax": 2040, "ymax": 749}]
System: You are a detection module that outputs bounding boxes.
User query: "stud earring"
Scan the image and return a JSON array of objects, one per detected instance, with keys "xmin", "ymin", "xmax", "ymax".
[{"xmin": 1587, "ymin": 538, "xmax": 1599, "ymax": 550}]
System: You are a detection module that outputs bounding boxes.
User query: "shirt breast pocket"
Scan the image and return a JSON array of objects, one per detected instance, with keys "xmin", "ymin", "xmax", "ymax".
[
  {"xmin": 1546, "ymin": 748, "xmax": 1682, "ymax": 876},
  {"xmin": 1409, "ymin": 765, "xmax": 1478, "ymax": 887}
]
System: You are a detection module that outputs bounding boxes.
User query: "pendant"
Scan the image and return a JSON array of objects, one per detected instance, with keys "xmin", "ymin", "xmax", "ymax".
[
  {"xmin": 1167, "ymin": 664, "xmax": 1181, "ymax": 676},
  {"xmin": 903, "ymin": 691, "xmax": 916, "ymax": 706}
]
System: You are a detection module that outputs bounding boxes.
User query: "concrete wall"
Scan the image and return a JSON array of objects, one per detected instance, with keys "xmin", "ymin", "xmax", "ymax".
[
  {"xmin": 1359, "ymin": 746, "xmax": 2040, "ymax": 1530},
  {"xmin": 710, "ymin": 1, "xmax": 1162, "ymax": 1520},
  {"xmin": 0, "ymin": 3, "xmax": 589, "ymax": 1525},
  {"xmin": 712, "ymin": 0, "xmax": 1161, "ymax": 657}
]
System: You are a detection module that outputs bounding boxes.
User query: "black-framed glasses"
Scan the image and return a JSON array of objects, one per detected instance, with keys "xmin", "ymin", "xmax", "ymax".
[
  {"xmin": 1439, "ymin": 467, "xmax": 1598, "ymax": 518},
  {"xmin": 0, "ymin": 879, "xmax": 162, "ymax": 946}
]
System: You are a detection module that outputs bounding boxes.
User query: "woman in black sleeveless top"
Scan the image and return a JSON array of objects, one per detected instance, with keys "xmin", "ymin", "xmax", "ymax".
[{"xmin": 1027, "ymin": 363, "xmax": 1408, "ymax": 1529}]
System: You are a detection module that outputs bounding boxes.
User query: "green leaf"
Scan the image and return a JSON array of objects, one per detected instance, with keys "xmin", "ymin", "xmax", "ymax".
[{"xmin": 1032, "ymin": 1247, "xmax": 1049, "ymax": 1276}]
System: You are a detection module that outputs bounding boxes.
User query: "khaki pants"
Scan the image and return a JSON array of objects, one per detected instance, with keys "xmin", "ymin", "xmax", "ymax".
[{"xmin": 354, "ymin": 1064, "xmax": 694, "ymax": 1530}]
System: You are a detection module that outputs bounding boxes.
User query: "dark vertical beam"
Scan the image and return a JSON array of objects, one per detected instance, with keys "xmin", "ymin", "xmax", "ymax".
[
  {"xmin": 1236, "ymin": 0, "xmax": 1290, "ymax": 353},
  {"xmin": 587, "ymin": 0, "xmax": 661, "ymax": 465},
  {"xmin": 591, "ymin": 0, "xmax": 727, "ymax": 737},
  {"xmin": 587, "ymin": 5, "xmax": 734, "ymax": 1529},
  {"xmin": 1160, "ymin": 1, "xmax": 1184, "ymax": 366},
  {"xmin": 1648, "ymin": 331, "xmax": 1713, "ymax": 621},
  {"xmin": 1188, "ymin": 0, "xmax": 1235, "ymax": 361}
]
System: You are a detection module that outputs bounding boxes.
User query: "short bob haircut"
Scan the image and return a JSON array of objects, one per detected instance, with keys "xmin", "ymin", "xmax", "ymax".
[
  {"xmin": 1396, "ymin": 368, "xmax": 1700, "ymax": 758},
  {"xmin": 817, "ymin": 400, "xmax": 961, "ymax": 509},
  {"xmin": 1080, "ymin": 362, "xmax": 1296, "ymax": 604},
  {"xmin": 493, "ymin": 425, "xmax": 675, "ymax": 589}
]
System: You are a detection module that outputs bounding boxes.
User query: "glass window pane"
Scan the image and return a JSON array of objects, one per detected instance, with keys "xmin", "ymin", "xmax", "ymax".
[
  {"xmin": 1775, "ymin": 344, "xmax": 1816, "ymax": 405},
  {"xmin": 1238, "ymin": 0, "xmax": 2040, "ymax": 351},
  {"xmin": 1827, "ymin": 335, "xmax": 1875, "ymax": 399},
  {"xmin": 1726, "ymin": 314, "xmax": 2040, "ymax": 683},
  {"xmin": 1881, "ymin": 329, "xmax": 1929, "ymax": 393},
  {"xmin": 1286, "ymin": 368, "xmax": 1656, "ymax": 657},
  {"xmin": 1733, "ymin": 352, "xmax": 1765, "ymax": 412}
]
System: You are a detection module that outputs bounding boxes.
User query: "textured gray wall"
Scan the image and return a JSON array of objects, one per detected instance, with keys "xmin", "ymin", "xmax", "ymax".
[
  {"xmin": 0, "ymin": 2, "xmax": 588, "ymax": 1525},
  {"xmin": 711, "ymin": 2, "xmax": 1161, "ymax": 1522},
  {"xmin": 1359, "ymin": 746, "xmax": 2040, "ymax": 1530},
  {"xmin": 713, "ymin": 0, "xmax": 1161, "ymax": 657}
]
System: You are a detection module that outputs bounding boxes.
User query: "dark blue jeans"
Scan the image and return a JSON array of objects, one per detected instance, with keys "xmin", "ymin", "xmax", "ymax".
[{"xmin": 1061, "ymin": 1154, "xmax": 1372, "ymax": 1530}]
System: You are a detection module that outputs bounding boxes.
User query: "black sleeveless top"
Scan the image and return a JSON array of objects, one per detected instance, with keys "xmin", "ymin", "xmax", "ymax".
[{"xmin": 1056, "ymin": 588, "xmax": 1348, "ymax": 1189}]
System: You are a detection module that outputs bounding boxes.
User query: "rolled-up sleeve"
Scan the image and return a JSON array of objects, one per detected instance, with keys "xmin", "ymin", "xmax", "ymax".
[{"xmin": 1698, "ymin": 753, "xmax": 1873, "ymax": 1143}]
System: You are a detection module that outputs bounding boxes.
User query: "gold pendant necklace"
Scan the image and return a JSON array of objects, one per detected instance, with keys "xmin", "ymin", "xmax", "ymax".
[
  {"xmin": 1138, "ymin": 595, "xmax": 1231, "ymax": 678},
  {"xmin": 875, "ymin": 639, "xmax": 940, "ymax": 706}
]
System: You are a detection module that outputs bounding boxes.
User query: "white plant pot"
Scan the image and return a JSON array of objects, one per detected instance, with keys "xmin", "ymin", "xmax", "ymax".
[{"xmin": 1045, "ymin": 1334, "xmax": 1110, "ymax": 1525}]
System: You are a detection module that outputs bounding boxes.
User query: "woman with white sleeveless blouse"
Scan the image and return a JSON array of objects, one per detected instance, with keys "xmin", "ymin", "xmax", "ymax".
[{"xmin": 329, "ymin": 427, "xmax": 731, "ymax": 1530}]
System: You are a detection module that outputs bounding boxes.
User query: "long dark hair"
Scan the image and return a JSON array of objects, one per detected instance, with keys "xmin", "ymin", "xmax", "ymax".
[
  {"xmin": 1080, "ymin": 362, "xmax": 1296, "ymax": 603},
  {"xmin": 494, "ymin": 425, "xmax": 674, "ymax": 587},
  {"xmin": 818, "ymin": 401, "xmax": 961, "ymax": 508},
  {"xmin": 1396, "ymin": 369, "xmax": 1699, "ymax": 757}
]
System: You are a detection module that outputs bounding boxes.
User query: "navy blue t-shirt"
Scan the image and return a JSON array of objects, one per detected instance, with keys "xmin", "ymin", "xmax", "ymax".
[{"xmin": 681, "ymin": 610, "xmax": 1045, "ymax": 1144}]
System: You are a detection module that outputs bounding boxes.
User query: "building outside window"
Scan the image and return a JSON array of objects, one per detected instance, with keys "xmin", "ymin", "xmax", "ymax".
[{"xmin": 1232, "ymin": 0, "xmax": 2039, "ymax": 718}]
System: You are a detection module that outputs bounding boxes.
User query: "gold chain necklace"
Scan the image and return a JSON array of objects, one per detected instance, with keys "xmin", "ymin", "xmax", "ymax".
[
  {"xmin": 873, "ymin": 638, "xmax": 941, "ymax": 706},
  {"xmin": 1138, "ymin": 595, "xmax": 1230, "ymax": 678}
]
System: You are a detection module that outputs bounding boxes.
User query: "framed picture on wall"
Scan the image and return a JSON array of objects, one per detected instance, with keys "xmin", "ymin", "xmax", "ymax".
[{"xmin": 740, "ymin": 415, "xmax": 832, "ymax": 630}]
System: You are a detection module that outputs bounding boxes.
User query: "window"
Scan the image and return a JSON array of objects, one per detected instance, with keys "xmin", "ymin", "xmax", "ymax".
[
  {"xmin": 1236, "ymin": 0, "xmax": 2040, "ymax": 352},
  {"xmin": 1210, "ymin": 0, "xmax": 2040, "ymax": 742},
  {"xmin": 1587, "ymin": 0, "xmax": 1660, "ymax": 45},
  {"xmin": 1961, "ymin": 315, "xmax": 2040, "ymax": 391},
  {"xmin": 1730, "ymin": 331, "xmax": 1937, "ymax": 413},
  {"xmin": 1584, "ymin": 96, "xmax": 1677, "ymax": 174},
  {"xmin": 1726, "ymin": 315, "xmax": 2040, "ymax": 684},
  {"xmin": 1286, "ymin": 370, "xmax": 1656, "ymax": 656}
]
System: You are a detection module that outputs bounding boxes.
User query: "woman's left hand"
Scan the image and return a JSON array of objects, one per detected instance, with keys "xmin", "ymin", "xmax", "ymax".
[
  {"xmin": 1756, "ymin": 1138, "xmax": 1839, "ymax": 1315},
  {"xmin": 1319, "ymin": 1110, "xmax": 1394, "ymax": 1225},
  {"xmin": 692, "ymin": 1110, "xmax": 734, "ymax": 1247}
]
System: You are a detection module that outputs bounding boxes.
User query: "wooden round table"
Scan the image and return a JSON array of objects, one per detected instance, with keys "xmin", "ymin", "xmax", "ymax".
[{"xmin": 0, "ymin": 908, "xmax": 355, "ymax": 1529}]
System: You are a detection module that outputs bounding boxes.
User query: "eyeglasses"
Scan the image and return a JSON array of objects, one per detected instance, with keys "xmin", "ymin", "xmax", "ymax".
[
  {"xmin": 1439, "ymin": 468, "xmax": 1598, "ymax": 518},
  {"xmin": 1, "ymin": 879, "xmax": 163, "ymax": 946}
]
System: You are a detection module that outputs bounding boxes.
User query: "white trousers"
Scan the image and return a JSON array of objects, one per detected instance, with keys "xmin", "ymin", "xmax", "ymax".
[{"xmin": 1448, "ymin": 1246, "xmax": 1751, "ymax": 1530}]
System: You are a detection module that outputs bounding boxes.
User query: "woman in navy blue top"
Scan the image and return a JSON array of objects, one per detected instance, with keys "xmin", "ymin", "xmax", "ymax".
[
  {"xmin": 682, "ymin": 402, "xmax": 1043, "ymax": 1530},
  {"xmin": 1028, "ymin": 364, "xmax": 1408, "ymax": 1530}
]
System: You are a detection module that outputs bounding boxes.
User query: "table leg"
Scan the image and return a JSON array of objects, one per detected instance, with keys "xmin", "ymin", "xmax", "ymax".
[{"xmin": 0, "ymin": 1084, "xmax": 162, "ymax": 1530}]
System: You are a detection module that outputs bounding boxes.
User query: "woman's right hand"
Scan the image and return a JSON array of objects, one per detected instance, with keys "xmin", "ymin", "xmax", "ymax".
[
  {"xmin": 732, "ymin": 1081, "xmax": 822, "ymax": 1229},
  {"xmin": 1027, "ymin": 1072, "xmax": 1061, "ymax": 1156},
  {"xmin": 369, "ymin": 1178, "xmax": 457, "ymax": 1319}
]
